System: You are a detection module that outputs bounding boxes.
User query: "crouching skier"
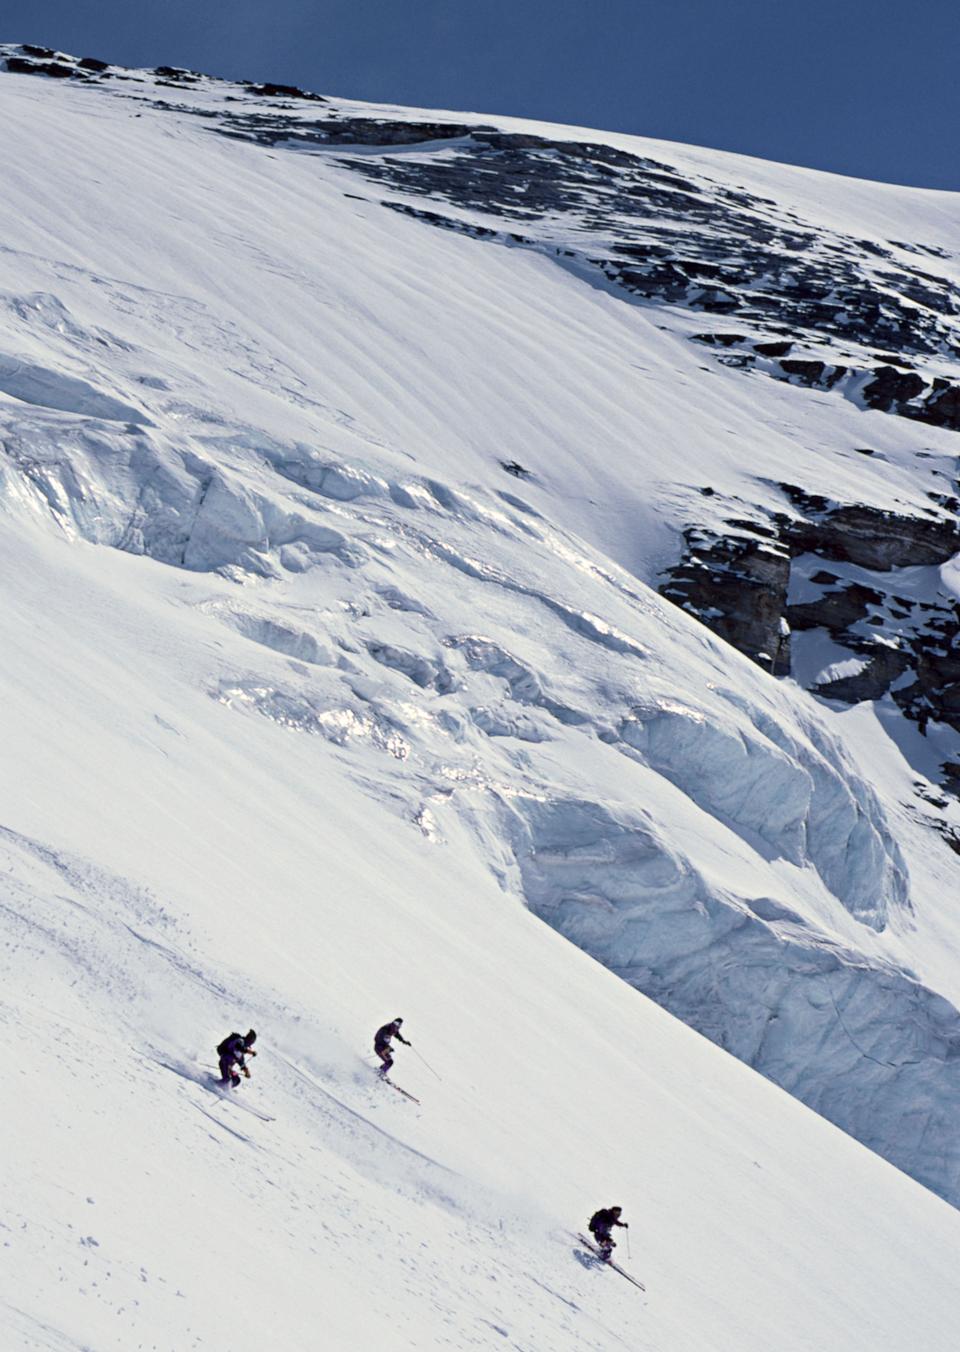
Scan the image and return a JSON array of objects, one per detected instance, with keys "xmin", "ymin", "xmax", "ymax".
[
  {"xmin": 374, "ymin": 1018, "xmax": 410, "ymax": 1077},
  {"xmin": 589, "ymin": 1205, "xmax": 628, "ymax": 1262},
  {"xmin": 217, "ymin": 1029, "xmax": 257, "ymax": 1087}
]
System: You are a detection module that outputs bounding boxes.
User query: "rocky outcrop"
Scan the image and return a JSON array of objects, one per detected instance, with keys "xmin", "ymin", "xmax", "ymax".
[
  {"xmin": 660, "ymin": 493, "xmax": 960, "ymax": 761},
  {"xmin": 862, "ymin": 365, "xmax": 926, "ymax": 412},
  {"xmin": 660, "ymin": 526, "xmax": 791, "ymax": 669},
  {"xmin": 783, "ymin": 496, "xmax": 960, "ymax": 570},
  {"xmin": 193, "ymin": 97, "xmax": 960, "ymax": 369},
  {"xmin": 3, "ymin": 45, "xmax": 110, "ymax": 82},
  {"xmin": 812, "ymin": 645, "xmax": 911, "ymax": 704},
  {"xmin": 923, "ymin": 379, "xmax": 960, "ymax": 429},
  {"xmin": 694, "ymin": 338, "xmax": 960, "ymax": 434},
  {"xmin": 244, "ymin": 81, "xmax": 325, "ymax": 102},
  {"xmin": 5, "ymin": 56, "xmax": 79, "ymax": 79}
]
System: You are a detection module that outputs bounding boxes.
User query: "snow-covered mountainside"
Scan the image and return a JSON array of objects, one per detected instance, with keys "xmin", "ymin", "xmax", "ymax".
[{"xmin": 2, "ymin": 43, "xmax": 960, "ymax": 1350}]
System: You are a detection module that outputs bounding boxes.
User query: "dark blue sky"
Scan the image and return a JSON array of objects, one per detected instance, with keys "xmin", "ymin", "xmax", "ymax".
[{"xmin": 6, "ymin": 0, "xmax": 959, "ymax": 189}]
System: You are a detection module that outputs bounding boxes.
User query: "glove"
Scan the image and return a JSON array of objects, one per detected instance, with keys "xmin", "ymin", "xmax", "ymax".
[
  {"xmin": 247, "ymin": 1048, "xmax": 258, "ymax": 1057},
  {"xmin": 242, "ymin": 1065, "xmax": 252, "ymax": 1078}
]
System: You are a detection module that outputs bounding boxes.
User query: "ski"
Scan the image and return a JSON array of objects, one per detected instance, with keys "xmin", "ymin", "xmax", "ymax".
[
  {"xmin": 207, "ymin": 1074, "xmax": 276, "ymax": 1120},
  {"xmin": 149, "ymin": 1055, "xmax": 276, "ymax": 1121},
  {"xmin": 606, "ymin": 1260, "xmax": 645, "ymax": 1292},
  {"xmin": 574, "ymin": 1234, "xmax": 645, "ymax": 1291},
  {"xmin": 376, "ymin": 1071, "xmax": 420, "ymax": 1104}
]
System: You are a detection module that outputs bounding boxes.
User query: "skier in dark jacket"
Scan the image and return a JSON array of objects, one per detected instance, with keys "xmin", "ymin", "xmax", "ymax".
[
  {"xmin": 589, "ymin": 1206, "xmax": 628, "ymax": 1261},
  {"xmin": 374, "ymin": 1018, "xmax": 410, "ymax": 1076},
  {"xmin": 217, "ymin": 1029, "xmax": 257, "ymax": 1086}
]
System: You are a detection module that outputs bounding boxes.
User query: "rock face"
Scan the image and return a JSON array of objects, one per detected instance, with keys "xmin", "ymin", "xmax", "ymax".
[
  {"xmin": 661, "ymin": 526, "xmax": 791, "ymax": 669},
  {"xmin": 787, "ymin": 502, "xmax": 960, "ymax": 570},
  {"xmin": 662, "ymin": 493, "xmax": 960, "ymax": 755},
  {"xmin": 692, "ymin": 339, "xmax": 960, "ymax": 433},
  {"xmin": 329, "ymin": 135, "xmax": 960, "ymax": 404}
]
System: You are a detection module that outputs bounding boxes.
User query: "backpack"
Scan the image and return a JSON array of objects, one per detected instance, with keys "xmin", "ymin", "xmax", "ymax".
[{"xmin": 217, "ymin": 1033, "xmax": 240, "ymax": 1057}]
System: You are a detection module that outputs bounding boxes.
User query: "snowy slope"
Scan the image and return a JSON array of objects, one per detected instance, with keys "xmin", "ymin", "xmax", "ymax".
[
  {"xmin": 2, "ymin": 46, "xmax": 960, "ymax": 1350},
  {"xmin": 5, "ymin": 485, "xmax": 960, "ymax": 1352}
]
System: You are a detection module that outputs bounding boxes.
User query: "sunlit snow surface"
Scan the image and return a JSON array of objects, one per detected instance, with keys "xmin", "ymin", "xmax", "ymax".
[{"xmin": 2, "ymin": 53, "xmax": 960, "ymax": 1351}]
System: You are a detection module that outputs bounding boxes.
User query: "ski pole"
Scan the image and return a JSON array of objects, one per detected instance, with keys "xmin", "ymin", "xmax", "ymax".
[
  {"xmin": 626, "ymin": 1228, "xmax": 632, "ymax": 1259},
  {"xmin": 412, "ymin": 1046, "xmax": 441, "ymax": 1080}
]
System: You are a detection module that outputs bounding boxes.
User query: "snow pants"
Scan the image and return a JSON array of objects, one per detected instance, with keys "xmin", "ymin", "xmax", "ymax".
[{"xmin": 219, "ymin": 1053, "xmax": 239, "ymax": 1084}]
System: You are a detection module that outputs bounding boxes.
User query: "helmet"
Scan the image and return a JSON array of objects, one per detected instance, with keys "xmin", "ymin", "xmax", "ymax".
[
  {"xmin": 393, "ymin": 1017, "xmax": 403, "ymax": 1026},
  {"xmin": 611, "ymin": 1206, "xmax": 622, "ymax": 1215},
  {"xmin": 245, "ymin": 1029, "xmax": 258, "ymax": 1045}
]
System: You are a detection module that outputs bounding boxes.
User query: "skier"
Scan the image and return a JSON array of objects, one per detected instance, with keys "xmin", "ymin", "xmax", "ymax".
[
  {"xmin": 588, "ymin": 1205, "xmax": 629, "ymax": 1261},
  {"xmin": 374, "ymin": 1017, "xmax": 410, "ymax": 1077},
  {"xmin": 217, "ymin": 1029, "xmax": 258, "ymax": 1087}
]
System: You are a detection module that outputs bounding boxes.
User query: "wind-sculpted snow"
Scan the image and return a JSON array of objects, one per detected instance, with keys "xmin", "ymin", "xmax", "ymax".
[
  {"xmin": 0, "ymin": 354, "xmax": 147, "ymax": 422},
  {"xmin": 2, "ymin": 55, "xmax": 960, "ymax": 1347},
  {"xmin": 617, "ymin": 697, "xmax": 908, "ymax": 929},
  {"xmin": 210, "ymin": 604, "xmax": 337, "ymax": 665}
]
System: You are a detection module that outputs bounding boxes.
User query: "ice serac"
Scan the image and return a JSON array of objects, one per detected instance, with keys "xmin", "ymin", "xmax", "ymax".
[
  {"xmin": 2, "ymin": 52, "xmax": 960, "ymax": 1347},
  {"xmin": 508, "ymin": 788, "xmax": 960, "ymax": 1206}
]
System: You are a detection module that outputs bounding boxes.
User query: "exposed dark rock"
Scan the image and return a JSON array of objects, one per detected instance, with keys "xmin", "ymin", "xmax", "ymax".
[
  {"xmin": 778, "ymin": 358, "xmax": 848, "ymax": 389},
  {"xmin": 661, "ymin": 486, "xmax": 960, "ymax": 756},
  {"xmin": 787, "ymin": 581, "xmax": 883, "ymax": 632},
  {"xmin": 779, "ymin": 484, "xmax": 830, "ymax": 514},
  {"xmin": 725, "ymin": 517, "xmax": 778, "ymax": 538},
  {"xmin": 921, "ymin": 380, "xmax": 960, "ymax": 431},
  {"xmin": 688, "ymin": 335, "xmax": 960, "ymax": 437},
  {"xmin": 661, "ymin": 529, "xmax": 791, "ymax": 668},
  {"xmin": 244, "ymin": 81, "xmax": 325, "ymax": 101},
  {"xmin": 862, "ymin": 365, "xmax": 926, "ymax": 412},
  {"xmin": 382, "ymin": 201, "xmax": 498, "ymax": 239},
  {"xmin": 154, "ymin": 65, "xmax": 198, "ymax": 82},
  {"xmin": 693, "ymin": 332, "xmax": 749, "ymax": 347},
  {"xmin": 500, "ymin": 460, "xmax": 531, "ymax": 478},
  {"xmin": 5, "ymin": 57, "xmax": 80, "ymax": 79},
  {"xmin": 814, "ymin": 645, "xmax": 911, "ymax": 702},
  {"xmin": 78, "ymin": 57, "xmax": 109, "ymax": 72},
  {"xmin": 217, "ymin": 113, "xmax": 486, "ymax": 150},
  {"xmin": 789, "ymin": 504, "xmax": 959, "ymax": 571},
  {"xmin": 21, "ymin": 44, "xmax": 55, "ymax": 58},
  {"xmin": 200, "ymin": 108, "xmax": 960, "ymax": 369}
]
